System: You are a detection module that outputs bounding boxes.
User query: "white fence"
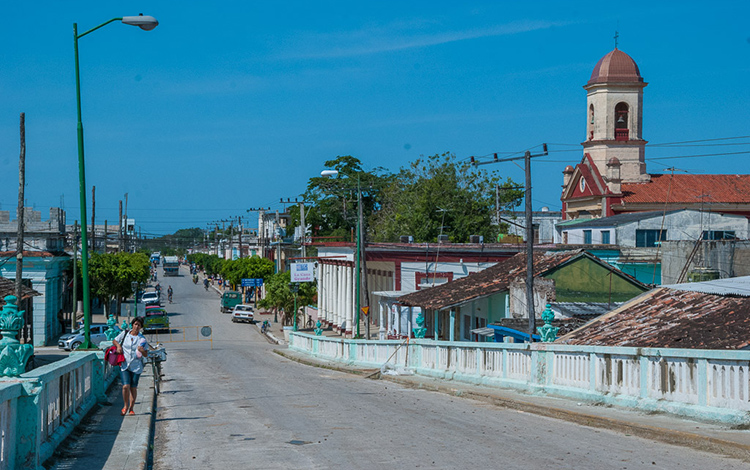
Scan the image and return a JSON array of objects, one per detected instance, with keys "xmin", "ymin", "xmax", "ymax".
[
  {"xmin": 0, "ymin": 350, "xmax": 117, "ymax": 470},
  {"xmin": 289, "ymin": 333, "xmax": 750, "ymax": 424}
]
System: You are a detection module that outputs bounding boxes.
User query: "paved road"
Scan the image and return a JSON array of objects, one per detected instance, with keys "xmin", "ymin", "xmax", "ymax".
[{"xmin": 153, "ymin": 269, "xmax": 746, "ymax": 469}]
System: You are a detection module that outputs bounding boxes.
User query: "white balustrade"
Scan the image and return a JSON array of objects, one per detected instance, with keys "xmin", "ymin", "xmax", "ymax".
[{"xmin": 288, "ymin": 332, "xmax": 750, "ymax": 423}]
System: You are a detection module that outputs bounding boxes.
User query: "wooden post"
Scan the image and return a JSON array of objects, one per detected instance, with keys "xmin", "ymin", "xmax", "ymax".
[
  {"xmin": 16, "ymin": 113, "xmax": 28, "ymax": 342},
  {"xmin": 525, "ymin": 150, "xmax": 535, "ymax": 343}
]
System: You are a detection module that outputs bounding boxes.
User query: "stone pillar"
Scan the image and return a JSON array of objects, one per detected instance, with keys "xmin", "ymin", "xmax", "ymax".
[
  {"xmin": 378, "ymin": 300, "xmax": 385, "ymax": 340},
  {"xmin": 344, "ymin": 265, "xmax": 353, "ymax": 336},
  {"xmin": 449, "ymin": 309, "xmax": 456, "ymax": 342},
  {"xmin": 317, "ymin": 263, "xmax": 323, "ymax": 325},
  {"xmin": 433, "ymin": 309, "xmax": 439, "ymax": 340}
]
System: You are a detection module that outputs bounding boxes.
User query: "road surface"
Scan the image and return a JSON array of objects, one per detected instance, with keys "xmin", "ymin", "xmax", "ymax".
[{"xmin": 152, "ymin": 268, "xmax": 745, "ymax": 469}]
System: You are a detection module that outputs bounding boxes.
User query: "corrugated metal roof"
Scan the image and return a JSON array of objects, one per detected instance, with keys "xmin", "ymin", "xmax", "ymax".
[
  {"xmin": 662, "ymin": 276, "xmax": 750, "ymax": 297},
  {"xmin": 556, "ymin": 210, "xmax": 679, "ymax": 228},
  {"xmin": 551, "ymin": 302, "xmax": 623, "ymax": 318}
]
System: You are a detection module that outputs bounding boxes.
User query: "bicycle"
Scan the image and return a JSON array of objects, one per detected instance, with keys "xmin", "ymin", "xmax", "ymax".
[
  {"xmin": 148, "ymin": 344, "xmax": 167, "ymax": 394},
  {"xmin": 261, "ymin": 320, "xmax": 270, "ymax": 334}
]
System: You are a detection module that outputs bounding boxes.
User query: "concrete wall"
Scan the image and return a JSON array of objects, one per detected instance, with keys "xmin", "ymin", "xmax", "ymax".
[{"xmin": 661, "ymin": 240, "xmax": 750, "ymax": 284}]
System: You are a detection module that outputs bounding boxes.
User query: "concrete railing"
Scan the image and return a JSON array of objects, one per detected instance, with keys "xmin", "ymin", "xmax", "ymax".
[
  {"xmin": 289, "ymin": 333, "xmax": 750, "ymax": 425},
  {"xmin": 0, "ymin": 350, "xmax": 118, "ymax": 470}
]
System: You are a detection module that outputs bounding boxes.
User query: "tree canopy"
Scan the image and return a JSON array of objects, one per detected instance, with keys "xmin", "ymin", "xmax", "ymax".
[
  {"xmin": 220, "ymin": 256, "xmax": 275, "ymax": 288},
  {"xmin": 85, "ymin": 252, "xmax": 150, "ymax": 316},
  {"xmin": 371, "ymin": 152, "xmax": 523, "ymax": 242}
]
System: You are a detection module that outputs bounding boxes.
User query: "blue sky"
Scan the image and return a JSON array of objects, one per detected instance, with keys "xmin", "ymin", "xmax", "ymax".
[{"xmin": 1, "ymin": 2, "xmax": 748, "ymax": 237}]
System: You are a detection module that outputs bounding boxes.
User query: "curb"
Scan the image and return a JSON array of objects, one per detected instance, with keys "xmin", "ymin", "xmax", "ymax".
[{"xmin": 274, "ymin": 349, "xmax": 750, "ymax": 463}]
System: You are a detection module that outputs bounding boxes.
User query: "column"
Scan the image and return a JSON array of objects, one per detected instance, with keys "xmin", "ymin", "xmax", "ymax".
[
  {"xmin": 378, "ymin": 300, "xmax": 386, "ymax": 340},
  {"xmin": 345, "ymin": 265, "xmax": 353, "ymax": 336},
  {"xmin": 317, "ymin": 263, "xmax": 323, "ymax": 325},
  {"xmin": 449, "ymin": 308, "xmax": 456, "ymax": 342},
  {"xmin": 433, "ymin": 309, "xmax": 439, "ymax": 340}
]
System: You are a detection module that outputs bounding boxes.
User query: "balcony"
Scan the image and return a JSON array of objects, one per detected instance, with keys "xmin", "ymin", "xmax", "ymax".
[{"xmin": 615, "ymin": 129, "xmax": 629, "ymax": 141}]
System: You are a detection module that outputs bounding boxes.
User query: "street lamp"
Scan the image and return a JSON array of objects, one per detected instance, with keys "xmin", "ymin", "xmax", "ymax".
[{"xmin": 74, "ymin": 14, "xmax": 159, "ymax": 349}]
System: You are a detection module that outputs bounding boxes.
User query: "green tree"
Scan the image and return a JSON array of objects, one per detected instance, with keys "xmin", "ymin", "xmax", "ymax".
[
  {"xmin": 86, "ymin": 252, "xmax": 150, "ymax": 317},
  {"xmin": 257, "ymin": 272, "xmax": 317, "ymax": 327},
  {"xmin": 220, "ymin": 256, "xmax": 275, "ymax": 288},
  {"xmin": 370, "ymin": 152, "xmax": 523, "ymax": 242},
  {"xmin": 292, "ymin": 155, "xmax": 393, "ymax": 242}
]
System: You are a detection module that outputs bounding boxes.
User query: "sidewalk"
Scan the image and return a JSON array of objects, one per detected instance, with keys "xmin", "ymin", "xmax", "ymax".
[
  {"xmin": 276, "ymin": 347, "xmax": 750, "ymax": 463},
  {"xmin": 47, "ymin": 364, "xmax": 156, "ymax": 470}
]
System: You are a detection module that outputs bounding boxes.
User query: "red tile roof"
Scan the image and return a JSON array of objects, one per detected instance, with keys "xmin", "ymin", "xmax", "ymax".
[
  {"xmin": 0, "ymin": 250, "xmax": 59, "ymax": 258},
  {"xmin": 558, "ymin": 288, "xmax": 750, "ymax": 349},
  {"xmin": 621, "ymin": 174, "xmax": 750, "ymax": 205},
  {"xmin": 398, "ymin": 250, "xmax": 589, "ymax": 310},
  {"xmin": 588, "ymin": 49, "xmax": 643, "ymax": 85},
  {"xmin": 0, "ymin": 277, "xmax": 41, "ymax": 302}
]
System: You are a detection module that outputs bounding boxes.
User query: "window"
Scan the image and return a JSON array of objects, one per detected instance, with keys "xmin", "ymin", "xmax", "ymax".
[
  {"xmin": 702, "ymin": 231, "xmax": 736, "ymax": 240},
  {"xmin": 615, "ymin": 102, "xmax": 629, "ymax": 141},
  {"xmin": 601, "ymin": 230, "xmax": 611, "ymax": 244},
  {"xmin": 636, "ymin": 229, "xmax": 667, "ymax": 247},
  {"xmin": 583, "ymin": 230, "xmax": 592, "ymax": 244}
]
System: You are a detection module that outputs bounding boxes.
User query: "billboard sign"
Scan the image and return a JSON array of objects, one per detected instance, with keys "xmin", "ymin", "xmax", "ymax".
[{"xmin": 291, "ymin": 262, "xmax": 315, "ymax": 283}]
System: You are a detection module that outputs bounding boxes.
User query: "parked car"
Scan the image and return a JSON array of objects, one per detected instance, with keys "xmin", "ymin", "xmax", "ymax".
[
  {"xmin": 231, "ymin": 304, "xmax": 254, "ymax": 323},
  {"xmin": 58, "ymin": 324, "xmax": 118, "ymax": 350},
  {"xmin": 144, "ymin": 306, "xmax": 170, "ymax": 333},
  {"xmin": 142, "ymin": 291, "xmax": 160, "ymax": 307},
  {"xmin": 221, "ymin": 290, "xmax": 242, "ymax": 313}
]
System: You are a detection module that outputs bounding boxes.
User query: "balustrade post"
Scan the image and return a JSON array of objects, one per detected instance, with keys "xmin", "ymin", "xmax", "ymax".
[
  {"xmin": 589, "ymin": 352, "xmax": 598, "ymax": 391},
  {"xmin": 697, "ymin": 358, "xmax": 708, "ymax": 406},
  {"xmin": 16, "ymin": 380, "xmax": 43, "ymax": 469},
  {"xmin": 639, "ymin": 355, "xmax": 650, "ymax": 399}
]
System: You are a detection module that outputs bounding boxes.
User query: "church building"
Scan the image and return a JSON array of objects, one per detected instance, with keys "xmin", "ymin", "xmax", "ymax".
[{"xmin": 561, "ymin": 48, "xmax": 750, "ymax": 220}]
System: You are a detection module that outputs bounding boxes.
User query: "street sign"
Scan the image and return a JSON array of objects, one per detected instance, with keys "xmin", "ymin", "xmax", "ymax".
[
  {"xmin": 291, "ymin": 262, "xmax": 315, "ymax": 283},
  {"xmin": 361, "ymin": 306, "xmax": 370, "ymax": 316},
  {"xmin": 241, "ymin": 278, "xmax": 264, "ymax": 287}
]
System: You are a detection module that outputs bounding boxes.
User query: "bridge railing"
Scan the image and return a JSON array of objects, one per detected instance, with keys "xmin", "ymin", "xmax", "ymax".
[
  {"xmin": 0, "ymin": 350, "xmax": 117, "ymax": 470},
  {"xmin": 288, "ymin": 333, "xmax": 750, "ymax": 425}
]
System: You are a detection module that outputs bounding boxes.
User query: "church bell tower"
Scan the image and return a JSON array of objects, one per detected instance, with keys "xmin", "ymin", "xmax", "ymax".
[{"xmin": 583, "ymin": 48, "xmax": 649, "ymax": 186}]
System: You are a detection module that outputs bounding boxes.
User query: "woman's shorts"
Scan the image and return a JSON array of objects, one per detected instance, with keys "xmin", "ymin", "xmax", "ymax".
[{"xmin": 120, "ymin": 369, "xmax": 141, "ymax": 388}]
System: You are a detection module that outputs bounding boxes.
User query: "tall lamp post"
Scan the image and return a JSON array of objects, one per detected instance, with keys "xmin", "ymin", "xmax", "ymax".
[{"xmin": 74, "ymin": 14, "xmax": 159, "ymax": 349}]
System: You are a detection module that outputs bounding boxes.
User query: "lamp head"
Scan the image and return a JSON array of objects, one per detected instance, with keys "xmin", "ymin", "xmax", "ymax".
[
  {"xmin": 320, "ymin": 170, "xmax": 339, "ymax": 178},
  {"xmin": 122, "ymin": 14, "xmax": 159, "ymax": 31}
]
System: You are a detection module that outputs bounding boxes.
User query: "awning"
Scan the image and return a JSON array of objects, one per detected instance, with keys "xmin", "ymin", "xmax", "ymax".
[{"xmin": 470, "ymin": 327, "xmax": 495, "ymax": 337}]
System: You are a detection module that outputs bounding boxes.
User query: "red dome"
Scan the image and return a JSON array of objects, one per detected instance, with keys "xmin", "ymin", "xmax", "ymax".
[{"xmin": 588, "ymin": 49, "xmax": 643, "ymax": 85}]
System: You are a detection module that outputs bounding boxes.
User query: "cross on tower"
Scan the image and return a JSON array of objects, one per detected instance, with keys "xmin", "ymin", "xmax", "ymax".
[{"xmin": 614, "ymin": 30, "xmax": 619, "ymax": 49}]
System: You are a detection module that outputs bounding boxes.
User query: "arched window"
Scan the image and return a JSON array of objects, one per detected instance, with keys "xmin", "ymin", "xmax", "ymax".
[
  {"xmin": 615, "ymin": 102, "xmax": 629, "ymax": 141},
  {"xmin": 589, "ymin": 105, "xmax": 595, "ymax": 140}
]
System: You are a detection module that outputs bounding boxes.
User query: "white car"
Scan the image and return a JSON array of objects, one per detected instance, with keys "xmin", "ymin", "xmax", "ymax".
[
  {"xmin": 231, "ymin": 305, "xmax": 254, "ymax": 323},
  {"xmin": 58, "ymin": 324, "xmax": 118, "ymax": 350},
  {"xmin": 141, "ymin": 291, "xmax": 160, "ymax": 306}
]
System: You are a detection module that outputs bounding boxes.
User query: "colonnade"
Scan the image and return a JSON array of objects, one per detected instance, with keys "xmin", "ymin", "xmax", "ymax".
[{"xmin": 317, "ymin": 261, "xmax": 356, "ymax": 336}]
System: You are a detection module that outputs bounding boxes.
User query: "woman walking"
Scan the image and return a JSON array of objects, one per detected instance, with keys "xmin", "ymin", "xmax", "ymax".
[{"xmin": 113, "ymin": 317, "xmax": 149, "ymax": 416}]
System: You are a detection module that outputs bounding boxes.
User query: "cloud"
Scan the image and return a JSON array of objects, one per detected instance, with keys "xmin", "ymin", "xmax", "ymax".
[{"xmin": 282, "ymin": 19, "xmax": 571, "ymax": 59}]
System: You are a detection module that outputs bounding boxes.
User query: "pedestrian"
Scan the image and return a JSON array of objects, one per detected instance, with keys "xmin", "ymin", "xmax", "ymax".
[
  {"xmin": 112, "ymin": 317, "xmax": 149, "ymax": 416},
  {"xmin": 57, "ymin": 309, "xmax": 66, "ymax": 333}
]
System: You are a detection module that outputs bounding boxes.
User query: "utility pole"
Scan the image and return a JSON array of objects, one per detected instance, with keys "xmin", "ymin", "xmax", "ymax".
[
  {"xmin": 16, "ymin": 113, "xmax": 27, "ymax": 342},
  {"xmin": 118, "ymin": 200, "xmax": 123, "ymax": 252},
  {"xmin": 524, "ymin": 150, "xmax": 535, "ymax": 342},
  {"xmin": 238, "ymin": 218, "xmax": 243, "ymax": 259},
  {"xmin": 91, "ymin": 185, "xmax": 96, "ymax": 252},
  {"xmin": 357, "ymin": 184, "xmax": 370, "ymax": 339},
  {"xmin": 471, "ymin": 144, "xmax": 548, "ymax": 342},
  {"xmin": 124, "ymin": 193, "xmax": 129, "ymax": 252},
  {"xmin": 104, "ymin": 220, "xmax": 108, "ymax": 253}
]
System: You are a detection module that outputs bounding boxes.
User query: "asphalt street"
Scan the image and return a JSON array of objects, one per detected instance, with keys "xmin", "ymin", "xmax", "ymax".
[{"xmin": 151, "ymin": 268, "xmax": 747, "ymax": 470}]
